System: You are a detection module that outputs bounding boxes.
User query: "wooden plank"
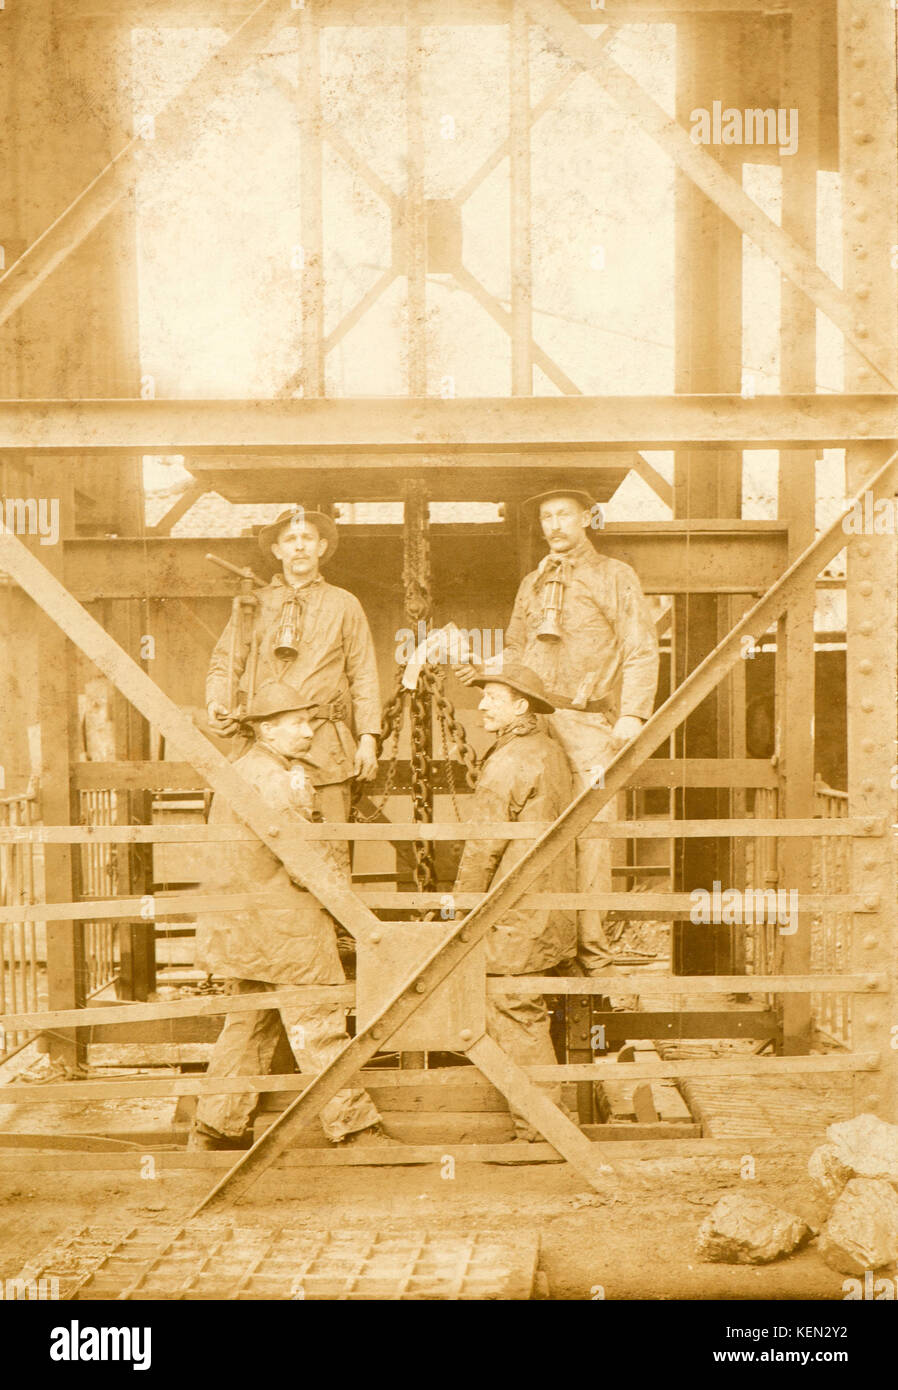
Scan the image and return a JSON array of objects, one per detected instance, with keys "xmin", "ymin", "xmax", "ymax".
[
  {"xmin": 255, "ymin": 1110, "xmax": 515, "ymax": 1145},
  {"xmin": 1, "ymin": 815, "xmax": 880, "ymax": 843},
  {"xmin": 262, "ymin": 1083, "xmax": 507, "ymax": 1113},
  {"xmin": 0, "ymin": 887, "xmax": 871, "ymax": 924},
  {"xmin": 1, "ymin": 1051, "xmax": 878, "ymax": 1104},
  {"xmin": 0, "ymin": 971, "xmax": 879, "ymax": 1036},
  {"xmin": 0, "ymin": 1134, "xmax": 818, "ymax": 1172}
]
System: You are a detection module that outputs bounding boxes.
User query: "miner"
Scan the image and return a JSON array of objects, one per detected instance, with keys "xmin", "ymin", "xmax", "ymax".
[
  {"xmin": 189, "ymin": 683, "xmax": 396, "ymax": 1150},
  {"xmin": 459, "ymin": 489, "xmax": 659, "ymax": 976},
  {"xmin": 206, "ymin": 506, "xmax": 381, "ymax": 873},
  {"xmin": 453, "ymin": 661, "xmax": 577, "ymax": 1145}
]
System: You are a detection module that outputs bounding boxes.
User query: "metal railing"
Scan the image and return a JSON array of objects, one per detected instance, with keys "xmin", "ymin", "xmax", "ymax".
[
  {"xmin": 78, "ymin": 789, "xmax": 121, "ymax": 996},
  {"xmin": 0, "ymin": 787, "xmax": 40, "ymax": 1061},
  {"xmin": 744, "ymin": 782, "xmax": 853, "ymax": 1047},
  {"xmin": 811, "ymin": 784, "xmax": 852, "ymax": 1048}
]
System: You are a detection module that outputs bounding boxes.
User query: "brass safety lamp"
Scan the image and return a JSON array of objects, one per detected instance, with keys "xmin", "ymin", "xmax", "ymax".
[{"xmin": 273, "ymin": 595, "xmax": 303, "ymax": 660}]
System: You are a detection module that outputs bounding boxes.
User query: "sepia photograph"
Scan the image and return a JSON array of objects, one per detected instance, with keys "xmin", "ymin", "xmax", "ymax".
[{"xmin": 0, "ymin": 0, "xmax": 896, "ymax": 1352}]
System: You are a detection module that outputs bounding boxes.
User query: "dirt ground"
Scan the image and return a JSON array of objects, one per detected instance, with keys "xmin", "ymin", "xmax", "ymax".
[{"xmin": 0, "ymin": 1148, "xmax": 857, "ymax": 1301}]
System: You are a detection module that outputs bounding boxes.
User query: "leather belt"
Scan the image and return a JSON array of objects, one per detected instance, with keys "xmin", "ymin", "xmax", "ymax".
[{"xmin": 310, "ymin": 698, "xmax": 349, "ymax": 723}]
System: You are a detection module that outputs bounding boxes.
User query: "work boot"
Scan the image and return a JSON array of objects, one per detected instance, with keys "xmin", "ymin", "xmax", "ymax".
[
  {"xmin": 338, "ymin": 1123, "xmax": 402, "ymax": 1149},
  {"xmin": 187, "ymin": 1124, "xmax": 253, "ymax": 1152}
]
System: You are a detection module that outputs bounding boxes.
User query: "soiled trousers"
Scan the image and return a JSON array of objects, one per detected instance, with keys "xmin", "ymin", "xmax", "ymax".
[
  {"xmin": 486, "ymin": 986, "xmax": 561, "ymax": 1142},
  {"xmin": 547, "ymin": 709, "xmax": 620, "ymax": 976},
  {"xmin": 195, "ymin": 979, "xmax": 380, "ymax": 1142}
]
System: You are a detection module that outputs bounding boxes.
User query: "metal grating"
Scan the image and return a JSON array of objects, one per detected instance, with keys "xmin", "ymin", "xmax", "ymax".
[{"xmin": 23, "ymin": 1224, "xmax": 541, "ymax": 1301}]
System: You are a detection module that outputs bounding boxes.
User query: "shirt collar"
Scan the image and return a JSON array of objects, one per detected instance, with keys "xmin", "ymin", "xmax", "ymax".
[
  {"xmin": 487, "ymin": 712, "xmax": 539, "ymax": 756},
  {"xmin": 273, "ymin": 572, "xmax": 325, "ymax": 593}
]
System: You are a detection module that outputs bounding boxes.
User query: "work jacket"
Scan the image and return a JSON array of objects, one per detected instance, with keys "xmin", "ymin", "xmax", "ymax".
[
  {"xmin": 454, "ymin": 715, "xmax": 577, "ymax": 975},
  {"xmin": 194, "ymin": 742, "xmax": 344, "ymax": 986},
  {"xmin": 206, "ymin": 574, "xmax": 382, "ymax": 785},
  {"xmin": 504, "ymin": 542, "xmax": 659, "ymax": 723}
]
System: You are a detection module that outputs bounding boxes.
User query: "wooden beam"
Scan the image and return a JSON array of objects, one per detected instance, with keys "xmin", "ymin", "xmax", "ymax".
[
  {"xmin": 0, "ymin": 815, "xmax": 879, "ymax": 842},
  {"xmin": 0, "ymin": 971, "xmax": 882, "ymax": 1033}
]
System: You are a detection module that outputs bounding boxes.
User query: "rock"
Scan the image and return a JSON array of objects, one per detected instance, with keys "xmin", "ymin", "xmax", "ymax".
[
  {"xmin": 808, "ymin": 1142, "xmax": 853, "ymax": 1207},
  {"xmin": 697, "ymin": 1193, "xmax": 812, "ymax": 1265},
  {"xmin": 819, "ymin": 1178, "xmax": 898, "ymax": 1275},
  {"xmin": 825, "ymin": 1114, "xmax": 898, "ymax": 1187}
]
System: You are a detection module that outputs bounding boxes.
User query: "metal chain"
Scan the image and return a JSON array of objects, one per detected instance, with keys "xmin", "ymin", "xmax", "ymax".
[
  {"xmin": 403, "ymin": 484, "xmax": 437, "ymax": 895},
  {"xmin": 425, "ymin": 665, "xmax": 479, "ymax": 791},
  {"xmin": 351, "ymin": 668, "xmax": 406, "ymax": 823}
]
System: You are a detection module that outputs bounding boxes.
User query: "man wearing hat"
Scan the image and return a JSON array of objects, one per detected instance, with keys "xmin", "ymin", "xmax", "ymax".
[
  {"xmin": 459, "ymin": 490, "xmax": 659, "ymax": 976},
  {"xmin": 205, "ymin": 506, "xmax": 381, "ymax": 869},
  {"xmin": 190, "ymin": 682, "xmax": 395, "ymax": 1150},
  {"xmin": 453, "ymin": 660, "xmax": 577, "ymax": 1143}
]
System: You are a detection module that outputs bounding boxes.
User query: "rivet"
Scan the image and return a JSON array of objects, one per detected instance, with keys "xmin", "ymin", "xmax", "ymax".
[
  {"xmin": 851, "ymin": 14, "xmax": 866, "ymax": 29},
  {"xmin": 864, "ymin": 975, "xmax": 880, "ymax": 990},
  {"xmin": 856, "ymin": 286, "xmax": 870, "ymax": 300},
  {"xmin": 861, "ymin": 780, "xmax": 876, "ymax": 796},
  {"xmin": 459, "ymin": 928, "xmax": 470, "ymax": 942},
  {"xmin": 852, "ymin": 55, "xmax": 866, "ymax": 68},
  {"xmin": 861, "ymin": 698, "xmax": 874, "ymax": 712},
  {"xmin": 857, "ymin": 421, "xmax": 870, "ymax": 434},
  {"xmin": 863, "ymin": 818, "xmax": 878, "ymax": 834},
  {"xmin": 863, "ymin": 893, "xmax": 880, "ymax": 910},
  {"xmin": 459, "ymin": 1028, "xmax": 472, "ymax": 1041},
  {"xmin": 856, "ymin": 247, "xmax": 869, "ymax": 260},
  {"xmin": 858, "ymin": 658, "xmax": 873, "ymax": 673},
  {"xmin": 855, "ymin": 209, "xmax": 868, "ymax": 223},
  {"xmin": 856, "ymin": 324, "xmax": 869, "ymax": 338},
  {"xmin": 865, "ymin": 1094, "xmax": 881, "ymax": 1109},
  {"xmin": 863, "ymin": 934, "xmax": 878, "ymax": 950},
  {"xmin": 370, "ymin": 932, "xmax": 381, "ymax": 944},
  {"xmin": 414, "ymin": 980, "xmax": 427, "ymax": 993},
  {"xmin": 268, "ymin": 825, "xmax": 280, "ymax": 837},
  {"xmin": 371, "ymin": 1025, "xmax": 383, "ymax": 1039},
  {"xmin": 862, "ymin": 856, "xmax": 877, "ymax": 871},
  {"xmin": 851, "ymin": 92, "xmax": 865, "ymax": 106},
  {"xmin": 854, "ymin": 132, "xmax": 873, "ymax": 145},
  {"xmin": 861, "ymin": 739, "xmax": 875, "ymax": 754},
  {"xmin": 857, "ymin": 551, "xmax": 872, "ymax": 565},
  {"xmin": 865, "ymin": 1014, "xmax": 880, "ymax": 1028},
  {"xmin": 859, "ymin": 620, "xmax": 874, "ymax": 635}
]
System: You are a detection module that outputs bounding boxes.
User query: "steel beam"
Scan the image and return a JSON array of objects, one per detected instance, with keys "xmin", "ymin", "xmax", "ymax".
[
  {"xmin": 60, "ymin": 525, "xmax": 788, "ymax": 599},
  {"xmin": 840, "ymin": 0, "xmax": 898, "ymax": 1123},
  {"xmin": 527, "ymin": 0, "xmax": 898, "ymax": 389},
  {"xmin": 65, "ymin": 1, "xmax": 803, "ymax": 24},
  {"xmin": 2, "ymin": 396, "xmax": 895, "ymax": 451},
  {"xmin": 0, "ymin": 0, "xmax": 298, "ymax": 331}
]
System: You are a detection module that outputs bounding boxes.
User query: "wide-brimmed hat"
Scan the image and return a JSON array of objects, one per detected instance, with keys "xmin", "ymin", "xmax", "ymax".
[
  {"xmin": 257, "ymin": 507, "xmax": 339, "ymax": 563},
  {"xmin": 522, "ymin": 488, "xmax": 597, "ymax": 517},
  {"xmin": 242, "ymin": 682, "xmax": 317, "ymax": 723},
  {"xmin": 469, "ymin": 659, "xmax": 555, "ymax": 714}
]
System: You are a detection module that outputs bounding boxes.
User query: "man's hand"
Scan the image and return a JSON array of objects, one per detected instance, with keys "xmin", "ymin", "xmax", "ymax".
[
  {"xmin": 455, "ymin": 663, "xmax": 481, "ymax": 686},
  {"xmin": 353, "ymin": 733, "xmax": 379, "ymax": 781},
  {"xmin": 207, "ymin": 701, "xmax": 240, "ymax": 735},
  {"xmin": 611, "ymin": 715, "xmax": 644, "ymax": 746}
]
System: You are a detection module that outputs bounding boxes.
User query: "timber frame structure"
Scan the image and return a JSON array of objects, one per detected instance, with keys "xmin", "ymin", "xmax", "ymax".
[{"xmin": 0, "ymin": 0, "xmax": 896, "ymax": 1207}]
